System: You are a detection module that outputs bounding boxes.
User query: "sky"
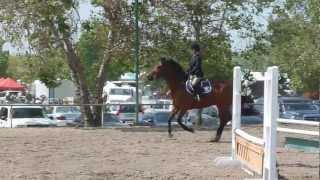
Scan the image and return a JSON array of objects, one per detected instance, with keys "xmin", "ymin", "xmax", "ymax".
[{"xmin": 3, "ymin": 2, "xmax": 271, "ymax": 54}]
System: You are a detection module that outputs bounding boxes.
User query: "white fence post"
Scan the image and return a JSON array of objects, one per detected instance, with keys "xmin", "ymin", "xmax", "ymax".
[
  {"xmin": 232, "ymin": 66, "xmax": 242, "ymax": 159},
  {"xmin": 263, "ymin": 66, "xmax": 279, "ymax": 180},
  {"xmin": 216, "ymin": 66, "xmax": 280, "ymax": 179},
  {"xmin": 101, "ymin": 104, "xmax": 105, "ymax": 128}
]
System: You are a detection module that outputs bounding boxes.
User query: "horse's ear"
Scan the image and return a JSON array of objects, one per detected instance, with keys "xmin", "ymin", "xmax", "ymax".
[{"xmin": 160, "ymin": 57, "xmax": 166, "ymax": 64}]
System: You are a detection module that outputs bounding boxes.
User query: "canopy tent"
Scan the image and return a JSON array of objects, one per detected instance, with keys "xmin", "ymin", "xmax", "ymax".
[
  {"xmin": 0, "ymin": 78, "xmax": 25, "ymax": 91},
  {"xmin": 0, "ymin": 78, "xmax": 6, "ymax": 86}
]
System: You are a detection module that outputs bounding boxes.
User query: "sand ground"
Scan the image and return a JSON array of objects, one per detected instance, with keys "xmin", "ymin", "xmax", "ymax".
[{"xmin": 0, "ymin": 125, "xmax": 318, "ymax": 180}]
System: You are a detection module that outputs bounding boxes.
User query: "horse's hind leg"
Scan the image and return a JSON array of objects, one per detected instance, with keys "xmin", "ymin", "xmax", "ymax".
[
  {"xmin": 211, "ymin": 108, "xmax": 231, "ymax": 142},
  {"xmin": 177, "ymin": 110, "xmax": 194, "ymax": 133},
  {"xmin": 196, "ymin": 108, "xmax": 203, "ymax": 127},
  {"xmin": 211, "ymin": 121, "xmax": 227, "ymax": 142},
  {"xmin": 168, "ymin": 108, "xmax": 179, "ymax": 137}
]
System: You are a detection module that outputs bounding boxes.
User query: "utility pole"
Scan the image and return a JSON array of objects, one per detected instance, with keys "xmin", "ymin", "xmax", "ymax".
[{"xmin": 134, "ymin": 0, "xmax": 140, "ymax": 124}]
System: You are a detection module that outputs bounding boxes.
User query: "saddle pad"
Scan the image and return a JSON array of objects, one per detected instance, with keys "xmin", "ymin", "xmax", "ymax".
[{"xmin": 185, "ymin": 79, "xmax": 213, "ymax": 96}]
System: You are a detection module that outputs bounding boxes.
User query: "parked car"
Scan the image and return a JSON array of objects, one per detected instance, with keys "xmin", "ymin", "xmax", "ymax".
[
  {"xmin": 254, "ymin": 96, "xmax": 320, "ymax": 121},
  {"xmin": 139, "ymin": 111, "xmax": 191, "ymax": 127},
  {"xmin": 187, "ymin": 105, "xmax": 262, "ymax": 126},
  {"xmin": 313, "ymin": 100, "xmax": 320, "ymax": 113},
  {"xmin": 280, "ymin": 103, "xmax": 320, "ymax": 121},
  {"xmin": 46, "ymin": 106, "xmax": 81, "ymax": 126},
  {"xmin": 0, "ymin": 105, "xmax": 56, "ymax": 127},
  {"xmin": 144, "ymin": 99, "xmax": 173, "ymax": 113},
  {"xmin": 241, "ymin": 115, "xmax": 263, "ymax": 124},
  {"xmin": 107, "ymin": 103, "xmax": 143, "ymax": 124},
  {"xmin": 187, "ymin": 106, "xmax": 219, "ymax": 128},
  {"xmin": 103, "ymin": 113, "xmax": 128, "ymax": 127}
]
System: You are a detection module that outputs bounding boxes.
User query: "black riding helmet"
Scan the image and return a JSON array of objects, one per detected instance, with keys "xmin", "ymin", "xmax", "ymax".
[{"xmin": 191, "ymin": 42, "xmax": 200, "ymax": 52}]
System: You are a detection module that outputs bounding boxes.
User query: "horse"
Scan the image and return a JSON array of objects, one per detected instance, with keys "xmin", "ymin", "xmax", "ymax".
[{"xmin": 147, "ymin": 58, "xmax": 253, "ymax": 142}]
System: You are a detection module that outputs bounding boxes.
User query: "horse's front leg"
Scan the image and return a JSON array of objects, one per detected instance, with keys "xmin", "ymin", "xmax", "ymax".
[
  {"xmin": 177, "ymin": 110, "xmax": 194, "ymax": 133},
  {"xmin": 168, "ymin": 108, "xmax": 179, "ymax": 138}
]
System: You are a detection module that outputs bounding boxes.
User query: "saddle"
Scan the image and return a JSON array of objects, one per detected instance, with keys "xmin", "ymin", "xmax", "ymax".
[{"xmin": 185, "ymin": 79, "xmax": 213, "ymax": 96}]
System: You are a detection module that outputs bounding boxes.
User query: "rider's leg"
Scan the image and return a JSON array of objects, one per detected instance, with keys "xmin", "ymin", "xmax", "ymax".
[{"xmin": 191, "ymin": 76, "xmax": 201, "ymax": 100}]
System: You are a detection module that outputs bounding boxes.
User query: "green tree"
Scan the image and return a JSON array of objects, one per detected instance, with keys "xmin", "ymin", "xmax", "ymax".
[
  {"xmin": 0, "ymin": 39, "xmax": 9, "ymax": 76},
  {"xmin": 235, "ymin": 0, "xmax": 319, "ymax": 96},
  {"xmin": 233, "ymin": 34, "xmax": 271, "ymax": 72},
  {"xmin": 78, "ymin": 18, "xmax": 132, "ymax": 91},
  {"xmin": 0, "ymin": 0, "xmax": 135, "ymax": 126},
  {"xmin": 268, "ymin": 0, "xmax": 320, "ymax": 93},
  {"xmin": 139, "ymin": 0, "xmax": 275, "ymax": 80},
  {"xmin": 7, "ymin": 51, "xmax": 70, "ymax": 87}
]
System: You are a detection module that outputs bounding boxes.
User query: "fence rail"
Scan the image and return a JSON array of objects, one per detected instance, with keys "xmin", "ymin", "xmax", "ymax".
[
  {"xmin": 277, "ymin": 127, "xmax": 319, "ymax": 136},
  {"xmin": 278, "ymin": 118, "xmax": 320, "ymax": 126},
  {"xmin": 0, "ymin": 103, "xmax": 173, "ymax": 106}
]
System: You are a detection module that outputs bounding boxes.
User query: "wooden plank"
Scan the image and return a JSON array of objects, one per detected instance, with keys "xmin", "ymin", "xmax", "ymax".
[{"xmin": 235, "ymin": 135, "xmax": 264, "ymax": 175}]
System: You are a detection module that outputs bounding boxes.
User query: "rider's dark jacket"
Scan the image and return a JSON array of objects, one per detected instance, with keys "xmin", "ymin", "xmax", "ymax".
[{"xmin": 186, "ymin": 53, "xmax": 203, "ymax": 78}]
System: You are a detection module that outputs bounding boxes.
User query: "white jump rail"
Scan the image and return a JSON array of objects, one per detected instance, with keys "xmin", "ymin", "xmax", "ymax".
[
  {"xmin": 278, "ymin": 118, "xmax": 320, "ymax": 126},
  {"xmin": 235, "ymin": 129, "xmax": 264, "ymax": 146},
  {"xmin": 215, "ymin": 66, "xmax": 279, "ymax": 180},
  {"xmin": 277, "ymin": 118, "xmax": 320, "ymax": 136},
  {"xmin": 277, "ymin": 127, "xmax": 319, "ymax": 136}
]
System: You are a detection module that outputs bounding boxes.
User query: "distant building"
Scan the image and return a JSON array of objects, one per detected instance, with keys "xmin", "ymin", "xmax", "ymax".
[
  {"xmin": 249, "ymin": 72, "xmax": 264, "ymax": 98},
  {"xmin": 31, "ymin": 80, "xmax": 49, "ymax": 98},
  {"xmin": 249, "ymin": 71, "xmax": 294, "ymax": 98},
  {"xmin": 31, "ymin": 80, "xmax": 76, "ymax": 100}
]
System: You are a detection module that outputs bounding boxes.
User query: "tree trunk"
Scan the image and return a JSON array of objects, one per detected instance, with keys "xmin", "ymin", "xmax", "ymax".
[
  {"xmin": 49, "ymin": 20, "xmax": 99, "ymax": 127},
  {"xmin": 92, "ymin": 32, "xmax": 114, "ymax": 125},
  {"xmin": 62, "ymin": 36, "xmax": 99, "ymax": 127}
]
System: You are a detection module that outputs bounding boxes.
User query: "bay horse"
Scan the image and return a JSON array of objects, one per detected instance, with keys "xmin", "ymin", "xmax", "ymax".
[{"xmin": 147, "ymin": 58, "xmax": 252, "ymax": 142}]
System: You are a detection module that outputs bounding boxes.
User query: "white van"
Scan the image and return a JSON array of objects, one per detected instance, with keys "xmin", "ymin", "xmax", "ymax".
[
  {"xmin": 104, "ymin": 86, "xmax": 135, "ymax": 103},
  {"xmin": 0, "ymin": 105, "xmax": 57, "ymax": 128}
]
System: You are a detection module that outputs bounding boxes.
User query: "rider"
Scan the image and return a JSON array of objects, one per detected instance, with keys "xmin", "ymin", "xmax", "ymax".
[{"xmin": 186, "ymin": 42, "xmax": 203, "ymax": 101}]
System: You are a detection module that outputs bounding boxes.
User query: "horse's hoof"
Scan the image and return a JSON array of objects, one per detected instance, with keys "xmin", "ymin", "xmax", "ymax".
[
  {"xmin": 209, "ymin": 137, "xmax": 219, "ymax": 143},
  {"xmin": 209, "ymin": 139, "xmax": 217, "ymax": 143},
  {"xmin": 168, "ymin": 134, "xmax": 173, "ymax": 138},
  {"xmin": 189, "ymin": 128, "xmax": 195, "ymax": 133}
]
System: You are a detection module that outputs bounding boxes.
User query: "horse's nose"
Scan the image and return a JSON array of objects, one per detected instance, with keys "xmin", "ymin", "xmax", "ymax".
[{"xmin": 147, "ymin": 74, "xmax": 153, "ymax": 81}]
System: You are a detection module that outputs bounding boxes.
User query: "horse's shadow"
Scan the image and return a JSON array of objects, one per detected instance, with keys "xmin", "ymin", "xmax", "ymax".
[
  {"xmin": 211, "ymin": 140, "xmax": 231, "ymax": 144},
  {"xmin": 117, "ymin": 126, "xmax": 197, "ymax": 133}
]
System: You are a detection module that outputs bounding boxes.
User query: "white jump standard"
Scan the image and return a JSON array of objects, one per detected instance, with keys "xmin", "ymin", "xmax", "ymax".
[
  {"xmin": 215, "ymin": 66, "xmax": 320, "ymax": 179},
  {"xmin": 215, "ymin": 66, "xmax": 279, "ymax": 180}
]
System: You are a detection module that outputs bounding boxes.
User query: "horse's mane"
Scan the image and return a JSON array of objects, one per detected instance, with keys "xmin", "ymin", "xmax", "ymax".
[{"xmin": 164, "ymin": 59, "xmax": 187, "ymax": 81}]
